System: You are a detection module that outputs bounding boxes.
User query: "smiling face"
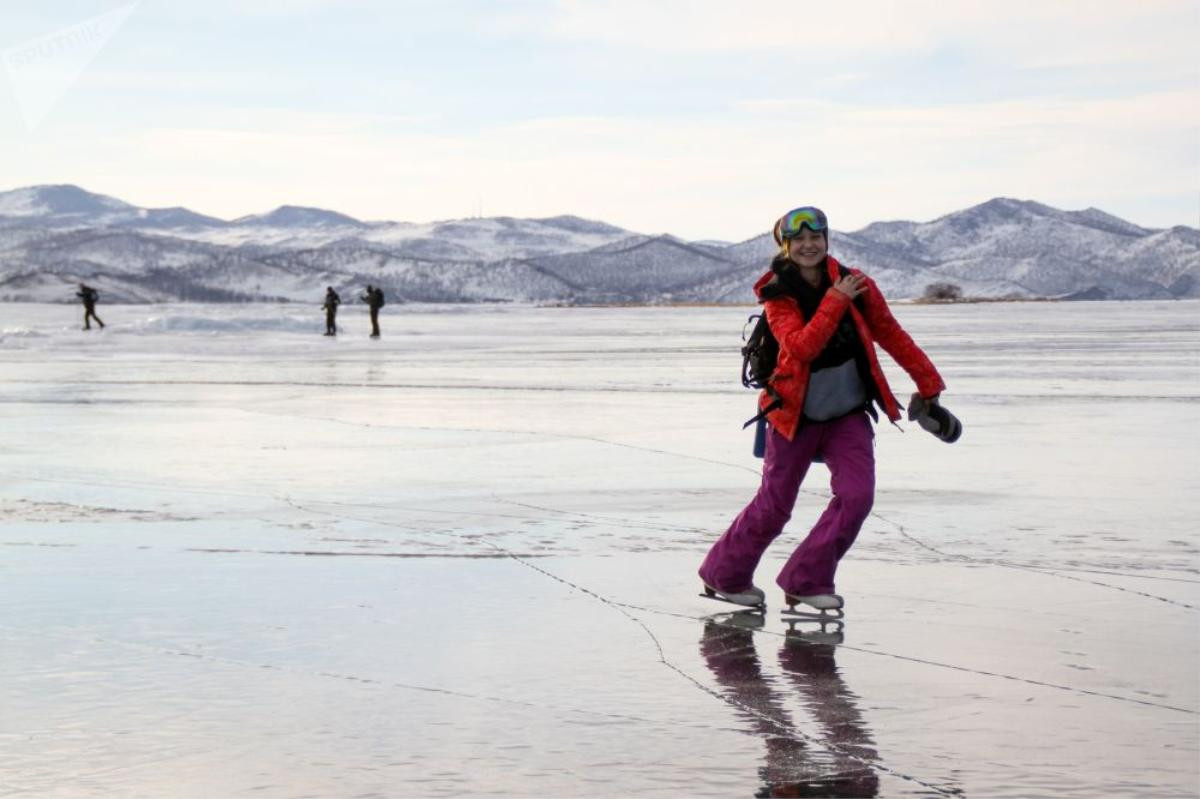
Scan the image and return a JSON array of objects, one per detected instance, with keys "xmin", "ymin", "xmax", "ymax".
[{"xmin": 786, "ymin": 227, "xmax": 828, "ymax": 269}]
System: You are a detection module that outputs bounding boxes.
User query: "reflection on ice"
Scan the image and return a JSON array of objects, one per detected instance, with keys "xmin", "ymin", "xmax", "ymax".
[
  {"xmin": 700, "ymin": 612, "xmax": 886, "ymax": 798},
  {"xmin": 783, "ymin": 616, "xmax": 845, "ymax": 646}
]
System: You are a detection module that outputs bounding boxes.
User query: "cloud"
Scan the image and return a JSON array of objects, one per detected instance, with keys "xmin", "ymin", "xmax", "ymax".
[
  {"xmin": 14, "ymin": 82, "xmax": 1187, "ymax": 240},
  {"xmin": 2, "ymin": 1, "xmax": 1194, "ymax": 239},
  {"xmin": 189, "ymin": 0, "xmax": 350, "ymax": 15},
  {"xmin": 546, "ymin": 0, "xmax": 1197, "ymax": 69},
  {"xmin": 548, "ymin": 0, "xmax": 939, "ymax": 52}
]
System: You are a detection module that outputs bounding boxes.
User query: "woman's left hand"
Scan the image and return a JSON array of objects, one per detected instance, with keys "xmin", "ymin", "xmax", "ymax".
[{"xmin": 833, "ymin": 273, "xmax": 868, "ymax": 299}]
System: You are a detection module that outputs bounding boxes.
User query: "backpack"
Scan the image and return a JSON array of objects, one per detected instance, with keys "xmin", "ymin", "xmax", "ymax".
[
  {"xmin": 740, "ymin": 313, "xmax": 778, "ymax": 389},
  {"xmin": 740, "ymin": 312, "xmax": 784, "ymax": 434},
  {"xmin": 375, "ymin": 288, "xmax": 385, "ymax": 307}
]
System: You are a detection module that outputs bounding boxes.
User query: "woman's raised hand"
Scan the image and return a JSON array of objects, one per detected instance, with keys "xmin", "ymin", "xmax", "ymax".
[{"xmin": 833, "ymin": 273, "xmax": 868, "ymax": 299}]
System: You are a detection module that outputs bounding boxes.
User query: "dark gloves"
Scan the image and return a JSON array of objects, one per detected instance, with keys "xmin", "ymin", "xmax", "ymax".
[{"xmin": 908, "ymin": 393, "xmax": 963, "ymax": 443}]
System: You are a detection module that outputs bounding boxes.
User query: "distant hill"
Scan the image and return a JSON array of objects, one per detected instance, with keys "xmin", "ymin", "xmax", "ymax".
[
  {"xmin": 0, "ymin": 185, "xmax": 1195, "ymax": 304},
  {"xmin": 233, "ymin": 205, "xmax": 366, "ymax": 229}
]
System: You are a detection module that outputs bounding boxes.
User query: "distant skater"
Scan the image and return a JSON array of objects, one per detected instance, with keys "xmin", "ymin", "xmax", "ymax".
[
  {"xmin": 699, "ymin": 206, "xmax": 947, "ymax": 617},
  {"xmin": 322, "ymin": 286, "xmax": 341, "ymax": 335},
  {"xmin": 76, "ymin": 283, "xmax": 104, "ymax": 330},
  {"xmin": 361, "ymin": 284, "xmax": 385, "ymax": 338}
]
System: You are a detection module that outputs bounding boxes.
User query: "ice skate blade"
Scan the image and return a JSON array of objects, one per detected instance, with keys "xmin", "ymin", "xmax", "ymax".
[
  {"xmin": 781, "ymin": 606, "xmax": 845, "ymax": 621},
  {"xmin": 704, "ymin": 609, "xmax": 766, "ymax": 631},
  {"xmin": 785, "ymin": 628, "xmax": 845, "ymax": 645},
  {"xmin": 782, "ymin": 615, "xmax": 844, "ymax": 630},
  {"xmin": 699, "ymin": 589, "xmax": 766, "ymax": 611}
]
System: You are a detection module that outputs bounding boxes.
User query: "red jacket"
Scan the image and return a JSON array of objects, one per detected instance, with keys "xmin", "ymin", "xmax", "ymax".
[{"xmin": 757, "ymin": 255, "xmax": 945, "ymax": 440}]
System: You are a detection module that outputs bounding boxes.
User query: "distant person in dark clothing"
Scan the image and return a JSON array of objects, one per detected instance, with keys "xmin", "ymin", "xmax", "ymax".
[
  {"xmin": 322, "ymin": 286, "xmax": 341, "ymax": 336},
  {"xmin": 361, "ymin": 284, "xmax": 384, "ymax": 338},
  {"xmin": 75, "ymin": 283, "xmax": 104, "ymax": 330}
]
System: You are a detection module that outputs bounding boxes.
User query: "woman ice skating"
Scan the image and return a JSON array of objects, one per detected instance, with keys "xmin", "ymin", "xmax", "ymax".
[{"xmin": 698, "ymin": 206, "xmax": 946, "ymax": 616}]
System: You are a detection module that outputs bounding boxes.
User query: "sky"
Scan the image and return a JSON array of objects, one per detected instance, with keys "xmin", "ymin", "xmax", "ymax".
[{"xmin": 0, "ymin": 0, "xmax": 1196, "ymax": 242}]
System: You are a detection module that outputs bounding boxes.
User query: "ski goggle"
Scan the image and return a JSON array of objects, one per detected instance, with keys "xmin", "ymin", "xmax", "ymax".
[{"xmin": 774, "ymin": 206, "xmax": 828, "ymax": 243}]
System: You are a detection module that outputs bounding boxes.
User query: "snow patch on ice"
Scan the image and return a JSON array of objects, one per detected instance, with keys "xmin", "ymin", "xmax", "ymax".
[
  {"xmin": 0, "ymin": 326, "xmax": 46, "ymax": 339},
  {"xmin": 0, "ymin": 499, "xmax": 194, "ymax": 523},
  {"xmin": 133, "ymin": 313, "xmax": 321, "ymax": 335}
]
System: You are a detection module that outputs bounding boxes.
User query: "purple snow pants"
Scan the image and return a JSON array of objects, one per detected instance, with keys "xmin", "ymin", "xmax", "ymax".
[{"xmin": 699, "ymin": 411, "xmax": 875, "ymax": 597}]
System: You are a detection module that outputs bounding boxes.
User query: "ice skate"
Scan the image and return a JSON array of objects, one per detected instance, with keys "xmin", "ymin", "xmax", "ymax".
[
  {"xmin": 700, "ymin": 582, "xmax": 766, "ymax": 610},
  {"xmin": 781, "ymin": 592, "xmax": 844, "ymax": 620}
]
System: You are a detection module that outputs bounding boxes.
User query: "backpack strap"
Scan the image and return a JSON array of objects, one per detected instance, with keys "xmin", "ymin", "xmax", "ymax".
[
  {"xmin": 740, "ymin": 312, "xmax": 777, "ymax": 389},
  {"xmin": 742, "ymin": 386, "xmax": 783, "ymax": 429}
]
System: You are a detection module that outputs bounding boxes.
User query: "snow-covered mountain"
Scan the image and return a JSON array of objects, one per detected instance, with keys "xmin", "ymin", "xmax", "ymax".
[
  {"xmin": 233, "ymin": 205, "xmax": 367, "ymax": 229},
  {"xmin": 845, "ymin": 198, "xmax": 1191, "ymax": 300},
  {"xmin": 0, "ymin": 185, "xmax": 136, "ymax": 224},
  {"xmin": 0, "ymin": 185, "xmax": 1195, "ymax": 304}
]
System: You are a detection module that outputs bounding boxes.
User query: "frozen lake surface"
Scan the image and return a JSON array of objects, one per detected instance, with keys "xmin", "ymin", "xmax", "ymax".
[{"xmin": 2, "ymin": 299, "xmax": 1198, "ymax": 797}]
